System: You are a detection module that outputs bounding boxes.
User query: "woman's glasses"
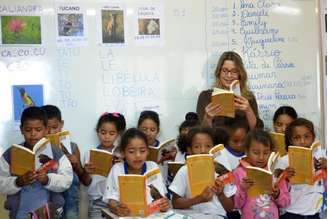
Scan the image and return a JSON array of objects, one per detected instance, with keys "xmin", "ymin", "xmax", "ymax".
[{"xmin": 221, "ymin": 68, "xmax": 239, "ymax": 77}]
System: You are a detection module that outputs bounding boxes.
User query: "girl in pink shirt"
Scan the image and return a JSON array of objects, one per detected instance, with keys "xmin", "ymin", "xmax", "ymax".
[{"xmin": 233, "ymin": 130, "xmax": 290, "ymax": 219}]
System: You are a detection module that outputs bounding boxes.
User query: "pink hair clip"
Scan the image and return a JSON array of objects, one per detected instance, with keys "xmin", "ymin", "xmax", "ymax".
[
  {"xmin": 112, "ymin": 112, "xmax": 120, "ymax": 118},
  {"xmin": 101, "ymin": 112, "xmax": 109, "ymax": 116}
]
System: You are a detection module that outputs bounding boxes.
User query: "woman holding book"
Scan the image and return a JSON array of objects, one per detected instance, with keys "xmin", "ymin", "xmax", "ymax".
[{"xmin": 196, "ymin": 51, "xmax": 261, "ymax": 129}]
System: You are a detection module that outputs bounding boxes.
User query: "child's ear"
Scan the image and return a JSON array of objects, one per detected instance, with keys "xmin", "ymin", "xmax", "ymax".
[{"xmin": 60, "ymin": 120, "xmax": 64, "ymax": 129}]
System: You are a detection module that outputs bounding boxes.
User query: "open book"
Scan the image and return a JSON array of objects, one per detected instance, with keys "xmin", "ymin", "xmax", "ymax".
[
  {"xmin": 270, "ymin": 132, "xmax": 287, "ymax": 156},
  {"xmin": 89, "ymin": 149, "xmax": 113, "ymax": 177},
  {"xmin": 211, "ymin": 88, "xmax": 235, "ymax": 118},
  {"xmin": 46, "ymin": 130, "xmax": 71, "ymax": 154},
  {"xmin": 118, "ymin": 167, "xmax": 162, "ymax": 216},
  {"xmin": 230, "ymin": 80, "xmax": 241, "ymax": 96},
  {"xmin": 11, "ymin": 138, "xmax": 53, "ymax": 176},
  {"xmin": 147, "ymin": 139, "xmax": 176, "ymax": 163},
  {"xmin": 288, "ymin": 140, "xmax": 321, "ymax": 185},
  {"xmin": 167, "ymin": 161, "xmax": 184, "ymax": 179},
  {"xmin": 246, "ymin": 152, "xmax": 279, "ymax": 197},
  {"xmin": 186, "ymin": 154, "xmax": 215, "ymax": 197}
]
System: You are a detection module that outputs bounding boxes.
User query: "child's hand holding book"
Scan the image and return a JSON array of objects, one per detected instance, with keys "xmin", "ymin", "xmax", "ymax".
[
  {"xmin": 15, "ymin": 171, "xmax": 38, "ymax": 187},
  {"xmin": 271, "ymin": 185, "xmax": 280, "ymax": 199},
  {"xmin": 240, "ymin": 177, "xmax": 254, "ymax": 191},
  {"xmin": 314, "ymin": 157, "xmax": 327, "ymax": 170},
  {"xmin": 110, "ymin": 200, "xmax": 130, "ymax": 217},
  {"xmin": 197, "ymin": 186, "xmax": 215, "ymax": 203}
]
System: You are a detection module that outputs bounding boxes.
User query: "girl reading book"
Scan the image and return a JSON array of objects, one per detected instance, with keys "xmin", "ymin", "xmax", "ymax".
[
  {"xmin": 169, "ymin": 127, "xmax": 236, "ymax": 217},
  {"xmin": 273, "ymin": 106, "xmax": 298, "ymax": 134},
  {"xmin": 84, "ymin": 112, "xmax": 126, "ymax": 219},
  {"xmin": 138, "ymin": 110, "xmax": 161, "ymax": 148},
  {"xmin": 233, "ymin": 130, "xmax": 290, "ymax": 219},
  {"xmin": 103, "ymin": 128, "xmax": 169, "ymax": 216},
  {"xmin": 276, "ymin": 118, "xmax": 327, "ymax": 219}
]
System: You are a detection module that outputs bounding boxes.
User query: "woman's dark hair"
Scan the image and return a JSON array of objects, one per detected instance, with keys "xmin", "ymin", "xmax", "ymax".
[
  {"xmin": 285, "ymin": 118, "xmax": 315, "ymax": 148},
  {"xmin": 137, "ymin": 110, "xmax": 160, "ymax": 129},
  {"xmin": 273, "ymin": 106, "xmax": 298, "ymax": 123},
  {"xmin": 96, "ymin": 112, "xmax": 126, "ymax": 133},
  {"xmin": 185, "ymin": 127, "xmax": 215, "ymax": 148},
  {"xmin": 119, "ymin": 128, "xmax": 148, "ymax": 151},
  {"xmin": 243, "ymin": 130, "xmax": 275, "ymax": 152}
]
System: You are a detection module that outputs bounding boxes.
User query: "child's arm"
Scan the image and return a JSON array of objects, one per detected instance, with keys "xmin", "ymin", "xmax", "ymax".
[
  {"xmin": 68, "ymin": 146, "xmax": 92, "ymax": 186},
  {"xmin": 214, "ymin": 178, "xmax": 235, "ymax": 212},
  {"xmin": 272, "ymin": 179, "xmax": 291, "ymax": 208},
  {"xmin": 234, "ymin": 177, "xmax": 253, "ymax": 209},
  {"xmin": 43, "ymin": 154, "xmax": 73, "ymax": 192},
  {"xmin": 108, "ymin": 199, "xmax": 130, "ymax": 216},
  {"xmin": 171, "ymin": 186, "xmax": 215, "ymax": 209}
]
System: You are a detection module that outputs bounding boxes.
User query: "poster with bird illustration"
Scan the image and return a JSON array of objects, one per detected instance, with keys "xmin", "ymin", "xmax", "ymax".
[{"xmin": 12, "ymin": 85, "xmax": 44, "ymax": 121}]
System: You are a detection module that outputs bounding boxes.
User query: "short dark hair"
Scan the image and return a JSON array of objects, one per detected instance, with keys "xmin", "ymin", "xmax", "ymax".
[
  {"xmin": 243, "ymin": 130, "xmax": 274, "ymax": 151},
  {"xmin": 179, "ymin": 112, "xmax": 199, "ymax": 133},
  {"xmin": 273, "ymin": 106, "xmax": 298, "ymax": 123},
  {"xmin": 285, "ymin": 118, "xmax": 315, "ymax": 147},
  {"xmin": 42, "ymin": 105, "xmax": 62, "ymax": 120},
  {"xmin": 137, "ymin": 110, "xmax": 160, "ymax": 129},
  {"xmin": 119, "ymin": 128, "xmax": 148, "ymax": 151},
  {"xmin": 185, "ymin": 127, "xmax": 215, "ymax": 149},
  {"xmin": 96, "ymin": 112, "xmax": 126, "ymax": 133},
  {"xmin": 222, "ymin": 114, "xmax": 249, "ymax": 134},
  {"xmin": 21, "ymin": 106, "xmax": 47, "ymax": 127}
]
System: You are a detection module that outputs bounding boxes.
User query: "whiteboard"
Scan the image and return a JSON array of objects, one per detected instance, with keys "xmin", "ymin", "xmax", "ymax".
[{"xmin": 0, "ymin": 0, "xmax": 324, "ymax": 155}]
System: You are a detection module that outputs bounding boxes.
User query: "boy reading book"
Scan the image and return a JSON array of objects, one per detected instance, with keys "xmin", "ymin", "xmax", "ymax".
[{"xmin": 0, "ymin": 106, "xmax": 73, "ymax": 219}]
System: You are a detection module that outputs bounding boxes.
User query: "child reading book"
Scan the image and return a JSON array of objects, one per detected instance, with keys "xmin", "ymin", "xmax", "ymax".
[
  {"xmin": 233, "ymin": 130, "xmax": 290, "ymax": 219},
  {"xmin": 103, "ymin": 128, "xmax": 169, "ymax": 216},
  {"xmin": 276, "ymin": 118, "xmax": 327, "ymax": 219},
  {"xmin": 137, "ymin": 110, "xmax": 161, "ymax": 148},
  {"xmin": 0, "ymin": 106, "xmax": 73, "ymax": 219},
  {"xmin": 84, "ymin": 112, "xmax": 126, "ymax": 219},
  {"xmin": 273, "ymin": 106, "xmax": 298, "ymax": 134},
  {"xmin": 214, "ymin": 115, "xmax": 249, "ymax": 171},
  {"xmin": 42, "ymin": 104, "xmax": 89, "ymax": 219},
  {"xmin": 169, "ymin": 127, "xmax": 236, "ymax": 216}
]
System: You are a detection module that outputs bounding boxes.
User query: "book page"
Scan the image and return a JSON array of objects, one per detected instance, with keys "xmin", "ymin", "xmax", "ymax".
[
  {"xmin": 247, "ymin": 167, "xmax": 273, "ymax": 197},
  {"xmin": 187, "ymin": 155, "xmax": 215, "ymax": 197},
  {"xmin": 119, "ymin": 175, "xmax": 147, "ymax": 216},
  {"xmin": 230, "ymin": 80, "xmax": 241, "ymax": 96},
  {"xmin": 90, "ymin": 150, "xmax": 113, "ymax": 177}
]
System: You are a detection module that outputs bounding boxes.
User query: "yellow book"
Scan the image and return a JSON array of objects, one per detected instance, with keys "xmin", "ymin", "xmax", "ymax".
[
  {"xmin": 11, "ymin": 138, "xmax": 52, "ymax": 176},
  {"xmin": 209, "ymin": 144, "xmax": 225, "ymax": 157},
  {"xmin": 147, "ymin": 138, "xmax": 176, "ymax": 163},
  {"xmin": 118, "ymin": 167, "xmax": 161, "ymax": 216},
  {"xmin": 167, "ymin": 161, "xmax": 184, "ymax": 179},
  {"xmin": 211, "ymin": 88, "xmax": 235, "ymax": 118},
  {"xmin": 270, "ymin": 132, "xmax": 287, "ymax": 156},
  {"xmin": 89, "ymin": 149, "xmax": 113, "ymax": 177},
  {"xmin": 288, "ymin": 140, "xmax": 321, "ymax": 185},
  {"xmin": 46, "ymin": 130, "xmax": 71, "ymax": 154},
  {"xmin": 186, "ymin": 154, "xmax": 215, "ymax": 197},
  {"xmin": 246, "ymin": 152, "xmax": 279, "ymax": 197}
]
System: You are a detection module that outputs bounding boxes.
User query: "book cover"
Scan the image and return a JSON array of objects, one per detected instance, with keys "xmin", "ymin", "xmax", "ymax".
[
  {"xmin": 186, "ymin": 154, "xmax": 215, "ymax": 197},
  {"xmin": 11, "ymin": 138, "xmax": 51, "ymax": 176},
  {"xmin": 147, "ymin": 138, "xmax": 176, "ymax": 163},
  {"xmin": 118, "ymin": 167, "xmax": 161, "ymax": 216},
  {"xmin": 288, "ymin": 140, "xmax": 320, "ymax": 185},
  {"xmin": 270, "ymin": 132, "xmax": 287, "ymax": 156},
  {"xmin": 89, "ymin": 149, "xmax": 113, "ymax": 177},
  {"xmin": 211, "ymin": 88, "xmax": 235, "ymax": 118}
]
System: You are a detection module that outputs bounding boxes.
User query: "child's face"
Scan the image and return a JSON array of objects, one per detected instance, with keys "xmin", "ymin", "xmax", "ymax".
[
  {"xmin": 97, "ymin": 122, "xmax": 119, "ymax": 148},
  {"xmin": 274, "ymin": 114, "xmax": 294, "ymax": 134},
  {"xmin": 228, "ymin": 128, "xmax": 247, "ymax": 153},
  {"xmin": 290, "ymin": 125, "xmax": 314, "ymax": 148},
  {"xmin": 247, "ymin": 140, "xmax": 271, "ymax": 168},
  {"xmin": 188, "ymin": 133, "xmax": 214, "ymax": 155},
  {"xmin": 139, "ymin": 119, "xmax": 159, "ymax": 146},
  {"xmin": 123, "ymin": 137, "xmax": 148, "ymax": 172},
  {"xmin": 47, "ymin": 118, "xmax": 64, "ymax": 134},
  {"xmin": 20, "ymin": 119, "xmax": 48, "ymax": 148}
]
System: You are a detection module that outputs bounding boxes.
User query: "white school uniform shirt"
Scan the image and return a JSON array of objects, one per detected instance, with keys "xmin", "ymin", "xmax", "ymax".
[
  {"xmin": 275, "ymin": 147, "xmax": 326, "ymax": 215},
  {"xmin": 214, "ymin": 147, "xmax": 245, "ymax": 171},
  {"xmin": 174, "ymin": 150, "xmax": 186, "ymax": 162},
  {"xmin": 169, "ymin": 165, "xmax": 236, "ymax": 216},
  {"xmin": 103, "ymin": 161, "xmax": 167, "ymax": 204}
]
